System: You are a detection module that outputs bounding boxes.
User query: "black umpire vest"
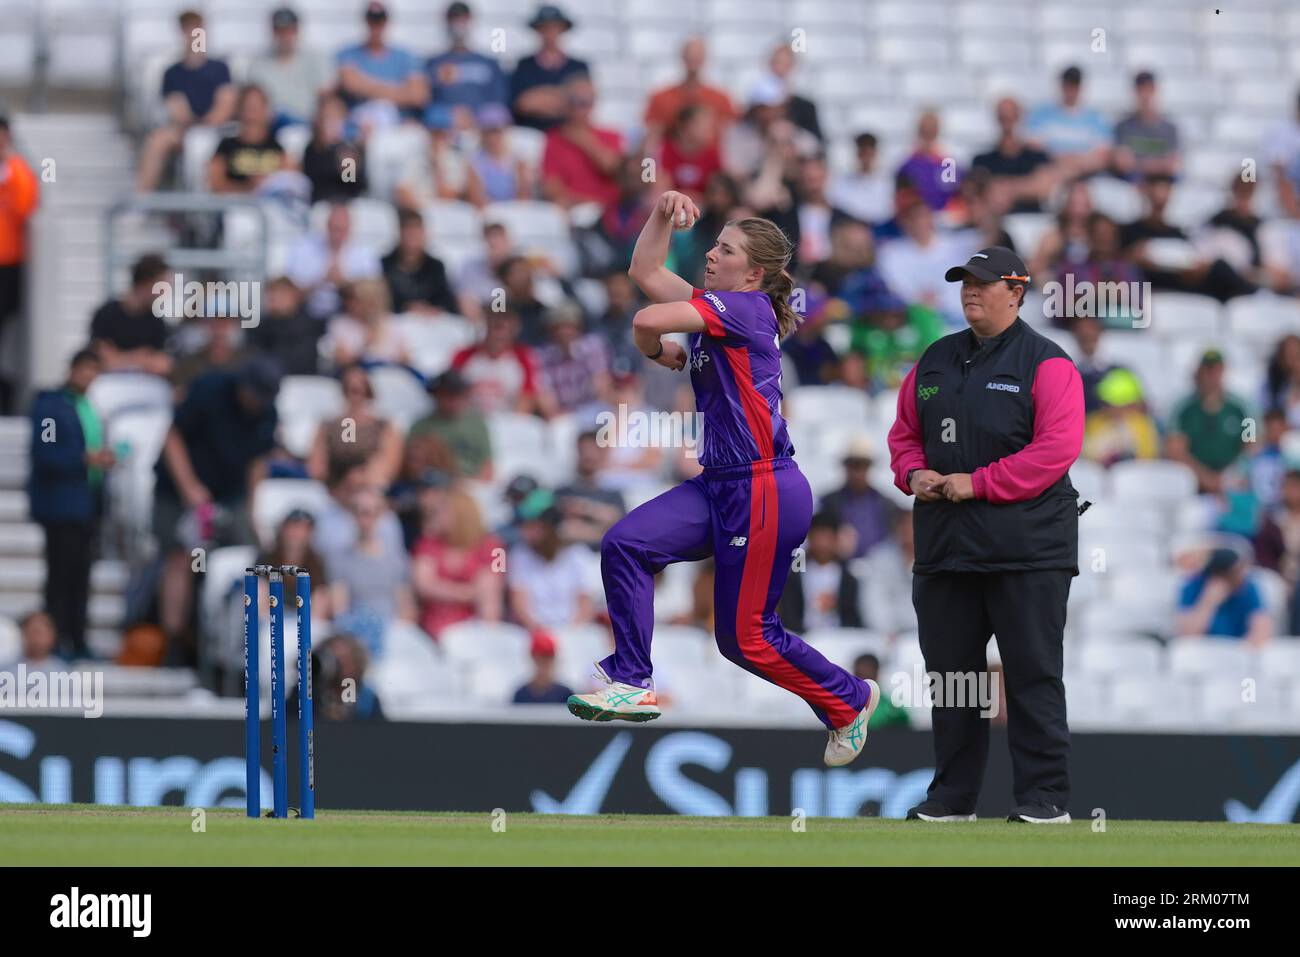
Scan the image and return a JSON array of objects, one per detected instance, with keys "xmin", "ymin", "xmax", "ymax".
[{"xmin": 911, "ymin": 317, "xmax": 1078, "ymax": 575}]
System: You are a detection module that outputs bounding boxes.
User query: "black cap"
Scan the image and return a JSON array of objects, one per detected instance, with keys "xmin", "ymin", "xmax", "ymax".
[
  {"xmin": 1204, "ymin": 547, "xmax": 1240, "ymax": 577},
  {"xmin": 270, "ymin": 6, "xmax": 298, "ymax": 28},
  {"xmin": 528, "ymin": 4, "xmax": 573, "ymax": 30},
  {"xmin": 237, "ymin": 355, "xmax": 284, "ymax": 405},
  {"xmin": 365, "ymin": 1, "xmax": 388, "ymax": 22},
  {"xmin": 505, "ymin": 474, "xmax": 539, "ymax": 502},
  {"xmin": 430, "ymin": 368, "xmax": 469, "ymax": 394},
  {"xmin": 1134, "ymin": 70, "xmax": 1156, "ymax": 87},
  {"xmin": 1061, "ymin": 65, "xmax": 1082, "ymax": 85},
  {"xmin": 447, "ymin": 1, "xmax": 471, "ymax": 17},
  {"xmin": 944, "ymin": 246, "xmax": 1031, "ymax": 286}
]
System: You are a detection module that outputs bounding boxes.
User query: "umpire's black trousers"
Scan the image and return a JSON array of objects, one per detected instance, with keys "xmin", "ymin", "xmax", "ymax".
[{"xmin": 912, "ymin": 569, "xmax": 1072, "ymax": 812}]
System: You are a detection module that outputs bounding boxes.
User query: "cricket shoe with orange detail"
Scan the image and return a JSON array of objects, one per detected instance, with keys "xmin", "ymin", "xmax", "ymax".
[
  {"xmin": 823, "ymin": 678, "xmax": 881, "ymax": 767},
  {"xmin": 566, "ymin": 662, "xmax": 662, "ymax": 723}
]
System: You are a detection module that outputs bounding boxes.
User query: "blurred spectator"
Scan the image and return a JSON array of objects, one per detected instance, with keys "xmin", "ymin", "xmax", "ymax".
[
  {"xmin": 1027, "ymin": 178, "xmax": 1093, "ymax": 283},
  {"xmin": 852, "ymin": 654, "xmax": 910, "ymax": 728},
  {"xmin": 315, "ymin": 459, "xmax": 405, "ymax": 556},
  {"xmin": 412, "ymin": 486, "xmax": 504, "ymax": 638},
  {"xmin": 171, "ymin": 315, "xmax": 251, "ymax": 391},
  {"xmin": 675, "ymin": 171, "xmax": 743, "ymax": 283},
  {"xmin": 1054, "ymin": 212, "xmax": 1144, "ymax": 328},
  {"xmin": 285, "ymin": 202, "xmax": 383, "ymax": 319},
  {"xmin": 596, "ymin": 371, "xmax": 666, "ymax": 490},
  {"xmin": 381, "ymin": 208, "xmax": 459, "ymax": 314},
  {"xmin": 779, "ymin": 295, "xmax": 839, "ymax": 388},
  {"xmin": 153, "ymin": 357, "xmax": 280, "ymax": 665},
  {"xmin": 594, "ymin": 268, "xmax": 645, "ymax": 373},
  {"xmin": 597, "ymin": 156, "xmax": 658, "ymax": 269},
  {"xmin": 509, "ymin": 4, "xmax": 590, "ymax": 131},
  {"xmin": 302, "ymin": 92, "xmax": 368, "ymax": 203},
  {"xmin": 322, "ymin": 278, "xmax": 412, "ymax": 367},
  {"xmin": 327, "ymin": 487, "xmax": 417, "ymax": 635},
  {"xmin": 828, "ymin": 131, "xmax": 892, "ymax": 226},
  {"xmin": 950, "ymin": 168, "xmax": 1017, "ymax": 249},
  {"xmin": 535, "ymin": 300, "xmax": 610, "ymax": 418},
  {"xmin": 11, "ymin": 611, "xmax": 70, "ymax": 672},
  {"xmin": 1025, "ymin": 65, "xmax": 1111, "ymax": 179},
  {"xmin": 506, "ymin": 492, "xmax": 594, "ymax": 629},
  {"xmin": 1204, "ymin": 177, "xmax": 1266, "ymax": 287},
  {"xmin": 390, "ymin": 450, "xmax": 456, "ymax": 547},
  {"xmin": 1167, "ymin": 349, "xmax": 1251, "ymax": 494},
  {"xmin": 247, "ymin": 7, "xmax": 331, "ymax": 128},
  {"xmin": 425, "ymin": 1, "xmax": 509, "ymax": 126},
  {"xmin": 28, "ymin": 349, "xmax": 112, "ymax": 660},
  {"xmin": 724, "ymin": 76, "xmax": 818, "ymax": 181},
  {"xmin": 456, "ymin": 221, "xmax": 514, "ymax": 311},
  {"xmin": 409, "ymin": 369, "xmax": 493, "ymax": 480},
  {"xmin": 493, "ymin": 255, "xmax": 552, "ymax": 346},
  {"xmin": 1257, "ymin": 471, "xmax": 1300, "ymax": 586},
  {"xmin": 1176, "ymin": 548, "xmax": 1272, "ymax": 644},
  {"xmin": 208, "ymin": 85, "xmax": 286, "ymax": 194},
  {"xmin": 1071, "ymin": 315, "xmax": 1120, "ymax": 412},
  {"xmin": 659, "ymin": 104, "xmax": 723, "ymax": 205},
  {"xmin": 1247, "ymin": 409, "xmax": 1291, "ymax": 511},
  {"xmin": 396, "ymin": 104, "xmax": 470, "ymax": 206},
  {"xmin": 1081, "ymin": 367, "xmax": 1161, "ymax": 467},
  {"xmin": 257, "ymin": 509, "xmax": 333, "ymax": 620},
  {"xmin": 449, "ymin": 310, "xmax": 542, "ymax": 414},
  {"xmin": 766, "ymin": 43, "xmax": 822, "ymax": 142},
  {"xmin": 1264, "ymin": 87, "xmax": 1300, "ymax": 221},
  {"xmin": 466, "ymin": 103, "xmax": 533, "ymax": 205},
  {"xmin": 295, "ymin": 633, "xmax": 385, "ymax": 720},
  {"xmin": 308, "ymin": 363, "xmax": 403, "ymax": 487},
  {"xmin": 137, "ymin": 10, "xmax": 236, "ymax": 192},
  {"xmin": 896, "ymin": 110, "xmax": 961, "ymax": 213},
  {"xmin": 553, "ymin": 430, "xmax": 626, "ymax": 549},
  {"xmin": 849, "ymin": 298, "xmax": 945, "ymax": 392},
  {"xmin": 335, "ymin": 1, "xmax": 427, "ymax": 133},
  {"xmin": 776, "ymin": 511, "xmax": 864, "ymax": 632},
  {"xmin": 1112, "ymin": 71, "xmax": 1180, "ymax": 181},
  {"xmin": 1264, "ymin": 335, "xmax": 1300, "ymax": 428},
  {"xmin": 1121, "ymin": 173, "xmax": 1254, "ymax": 302},
  {"xmin": 819, "ymin": 436, "xmax": 897, "ymax": 559},
  {"xmin": 795, "ymin": 155, "xmax": 849, "ymax": 266},
  {"xmin": 876, "ymin": 201, "xmax": 966, "ymax": 323},
  {"xmin": 859, "ymin": 509, "xmax": 917, "ymax": 638},
  {"xmin": 809, "ymin": 218, "xmax": 873, "ymax": 298},
  {"xmin": 0, "ymin": 115, "xmax": 38, "ymax": 413},
  {"xmin": 643, "ymin": 37, "xmax": 737, "ymax": 152},
  {"xmin": 247, "ymin": 276, "xmax": 324, "ymax": 375},
  {"xmin": 971, "ymin": 98, "xmax": 1053, "ymax": 215},
  {"xmin": 511, "ymin": 630, "xmax": 573, "ymax": 703},
  {"xmin": 741, "ymin": 119, "xmax": 804, "ymax": 258},
  {"xmin": 541, "ymin": 74, "xmax": 624, "ymax": 209},
  {"xmin": 88, "ymin": 253, "xmax": 174, "ymax": 376}
]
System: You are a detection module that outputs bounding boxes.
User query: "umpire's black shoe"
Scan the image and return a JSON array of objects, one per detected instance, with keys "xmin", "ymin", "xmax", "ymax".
[
  {"xmin": 1007, "ymin": 803, "xmax": 1071, "ymax": 824},
  {"xmin": 906, "ymin": 799, "xmax": 977, "ymax": 822}
]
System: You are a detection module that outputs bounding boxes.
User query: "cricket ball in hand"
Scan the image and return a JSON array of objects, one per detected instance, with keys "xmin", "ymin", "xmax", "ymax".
[{"xmin": 673, "ymin": 208, "xmax": 695, "ymax": 230}]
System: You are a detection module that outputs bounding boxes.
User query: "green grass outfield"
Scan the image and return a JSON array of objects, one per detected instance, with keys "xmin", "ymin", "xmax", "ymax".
[{"xmin": 2, "ymin": 805, "xmax": 1298, "ymax": 865}]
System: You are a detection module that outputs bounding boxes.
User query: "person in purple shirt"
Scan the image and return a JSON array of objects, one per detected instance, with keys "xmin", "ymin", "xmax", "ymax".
[{"xmin": 565, "ymin": 190, "xmax": 881, "ymax": 768}]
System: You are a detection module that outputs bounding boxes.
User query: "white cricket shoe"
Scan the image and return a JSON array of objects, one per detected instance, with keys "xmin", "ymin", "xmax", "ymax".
[
  {"xmin": 566, "ymin": 663, "xmax": 662, "ymax": 723},
  {"xmin": 824, "ymin": 678, "xmax": 881, "ymax": 767}
]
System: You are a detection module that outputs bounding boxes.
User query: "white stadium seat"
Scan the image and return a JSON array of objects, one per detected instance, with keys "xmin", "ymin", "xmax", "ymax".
[
  {"xmin": 250, "ymin": 479, "xmax": 331, "ymax": 548},
  {"xmin": 276, "ymin": 375, "xmax": 345, "ymax": 459}
]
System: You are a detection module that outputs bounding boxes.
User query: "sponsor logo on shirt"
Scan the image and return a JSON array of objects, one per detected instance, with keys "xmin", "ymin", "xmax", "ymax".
[
  {"xmin": 918, "ymin": 384, "xmax": 939, "ymax": 401},
  {"xmin": 689, "ymin": 349, "xmax": 710, "ymax": 373},
  {"xmin": 729, "ymin": 536, "xmax": 747, "ymax": 547},
  {"xmin": 703, "ymin": 292, "xmax": 726, "ymax": 313},
  {"xmin": 986, "ymin": 381, "xmax": 1021, "ymax": 393}
]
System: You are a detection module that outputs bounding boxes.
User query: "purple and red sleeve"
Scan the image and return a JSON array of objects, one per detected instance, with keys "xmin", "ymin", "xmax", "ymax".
[
  {"xmin": 688, "ymin": 288, "xmax": 750, "ymax": 343},
  {"xmin": 888, "ymin": 365, "xmax": 928, "ymax": 495},
  {"xmin": 972, "ymin": 356, "xmax": 1084, "ymax": 504}
]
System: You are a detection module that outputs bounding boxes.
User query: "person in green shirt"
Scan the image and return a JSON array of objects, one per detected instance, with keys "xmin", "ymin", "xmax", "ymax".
[
  {"xmin": 853, "ymin": 653, "xmax": 911, "ymax": 729},
  {"xmin": 408, "ymin": 369, "xmax": 493, "ymax": 480},
  {"xmin": 1167, "ymin": 349, "xmax": 1251, "ymax": 494},
  {"xmin": 848, "ymin": 296, "xmax": 946, "ymax": 391}
]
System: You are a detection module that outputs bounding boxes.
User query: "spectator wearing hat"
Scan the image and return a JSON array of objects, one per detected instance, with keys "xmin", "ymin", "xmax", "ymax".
[
  {"xmin": 642, "ymin": 37, "xmax": 738, "ymax": 154},
  {"xmin": 88, "ymin": 253, "xmax": 174, "ymax": 377},
  {"xmin": 1176, "ymin": 548, "xmax": 1273, "ymax": 644},
  {"xmin": 248, "ymin": 7, "xmax": 332, "ymax": 128},
  {"xmin": 971, "ymin": 98, "xmax": 1054, "ymax": 215},
  {"xmin": 154, "ymin": 356, "xmax": 282, "ymax": 665},
  {"xmin": 535, "ymin": 300, "xmax": 610, "ymax": 419},
  {"xmin": 540, "ymin": 74, "xmax": 625, "ymax": 209},
  {"xmin": 509, "ymin": 4, "xmax": 590, "ymax": 131},
  {"xmin": 776, "ymin": 511, "xmax": 865, "ymax": 633},
  {"xmin": 466, "ymin": 103, "xmax": 533, "ymax": 205},
  {"xmin": 1112, "ymin": 71, "xmax": 1180, "ymax": 182},
  {"xmin": 412, "ymin": 486, "xmax": 504, "ymax": 639},
  {"xmin": 285, "ymin": 201, "xmax": 383, "ymax": 319},
  {"xmin": 409, "ymin": 370, "xmax": 493, "ymax": 480},
  {"xmin": 301, "ymin": 92, "xmax": 368, "ymax": 203},
  {"xmin": 1024, "ymin": 65, "xmax": 1112, "ymax": 179},
  {"xmin": 506, "ymin": 490, "xmax": 595, "ymax": 630},
  {"xmin": 0, "ymin": 115, "xmax": 37, "ymax": 412},
  {"xmin": 512, "ymin": 630, "xmax": 574, "ymax": 703},
  {"xmin": 448, "ymin": 309, "xmax": 543, "ymax": 415},
  {"xmin": 28, "ymin": 349, "xmax": 114, "ymax": 659},
  {"xmin": 1167, "ymin": 349, "xmax": 1252, "ymax": 494},
  {"xmin": 336, "ymin": 1, "xmax": 427, "ymax": 132},
  {"xmin": 1081, "ymin": 367, "xmax": 1160, "ymax": 467},
  {"xmin": 425, "ymin": 1, "xmax": 509, "ymax": 127},
  {"xmin": 137, "ymin": 10, "xmax": 236, "ymax": 192},
  {"xmin": 828, "ymin": 132, "xmax": 893, "ymax": 227},
  {"xmin": 818, "ymin": 436, "xmax": 899, "ymax": 560},
  {"xmin": 553, "ymin": 430, "xmax": 627, "ymax": 550},
  {"xmin": 381, "ymin": 208, "xmax": 459, "ymax": 315}
]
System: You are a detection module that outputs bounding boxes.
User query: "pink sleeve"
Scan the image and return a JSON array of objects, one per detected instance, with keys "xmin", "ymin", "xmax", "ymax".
[
  {"xmin": 972, "ymin": 356, "xmax": 1084, "ymax": 504},
  {"xmin": 888, "ymin": 365, "xmax": 928, "ymax": 494}
]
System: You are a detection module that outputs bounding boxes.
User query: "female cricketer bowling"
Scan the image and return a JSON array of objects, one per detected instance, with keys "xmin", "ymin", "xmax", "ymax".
[{"xmin": 566, "ymin": 190, "xmax": 880, "ymax": 767}]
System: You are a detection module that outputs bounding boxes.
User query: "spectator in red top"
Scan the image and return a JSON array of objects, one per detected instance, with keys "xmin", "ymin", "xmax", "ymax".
[
  {"xmin": 411, "ymin": 486, "xmax": 504, "ymax": 639},
  {"xmin": 642, "ymin": 37, "xmax": 738, "ymax": 152},
  {"xmin": 450, "ymin": 310, "xmax": 543, "ymax": 415},
  {"xmin": 659, "ymin": 104, "xmax": 722, "ymax": 204},
  {"xmin": 0, "ymin": 115, "xmax": 39, "ymax": 412},
  {"xmin": 541, "ymin": 74, "xmax": 624, "ymax": 209}
]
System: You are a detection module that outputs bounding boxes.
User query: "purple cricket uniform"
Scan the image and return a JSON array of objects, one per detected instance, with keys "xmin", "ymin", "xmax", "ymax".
[{"xmin": 598, "ymin": 288, "xmax": 869, "ymax": 729}]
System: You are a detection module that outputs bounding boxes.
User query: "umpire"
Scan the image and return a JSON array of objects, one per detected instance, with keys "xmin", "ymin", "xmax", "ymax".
[{"xmin": 887, "ymin": 246, "xmax": 1084, "ymax": 823}]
